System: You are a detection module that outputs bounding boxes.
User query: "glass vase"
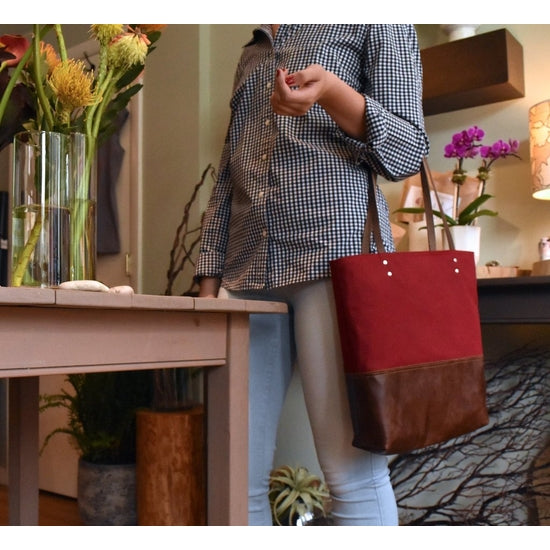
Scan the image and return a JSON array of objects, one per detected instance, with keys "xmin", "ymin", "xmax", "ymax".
[
  {"xmin": 11, "ymin": 131, "xmax": 71, "ymax": 287},
  {"xmin": 69, "ymin": 132, "xmax": 97, "ymax": 281},
  {"xmin": 10, "ymin": 131, "xmax": 97, "ymax": 288}
]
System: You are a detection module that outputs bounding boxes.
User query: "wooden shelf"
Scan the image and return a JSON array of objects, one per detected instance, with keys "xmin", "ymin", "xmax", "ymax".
[{"xmin": 421, "ymin": 28, "xmax": 525, "ymax": 116}]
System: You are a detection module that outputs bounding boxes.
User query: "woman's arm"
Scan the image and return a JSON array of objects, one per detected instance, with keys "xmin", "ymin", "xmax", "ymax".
[{"xmin": 270, "ymin": 25, "xmax": 429, "ymax": 181}]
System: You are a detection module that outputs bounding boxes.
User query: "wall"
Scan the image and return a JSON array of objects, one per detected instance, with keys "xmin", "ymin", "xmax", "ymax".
[
  {"xmin": 140, "ymin": 24, "xmax": 254, "ymax": 295},
  {"xmin": 395, "ymin": 24, "xmax": 550, "ymax": 270}
]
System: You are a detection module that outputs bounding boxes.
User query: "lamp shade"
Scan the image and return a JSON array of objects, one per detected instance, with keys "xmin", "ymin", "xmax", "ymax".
[{"xmin": 529, "ymin": 100, "xmax": 550, "ymax": 199}]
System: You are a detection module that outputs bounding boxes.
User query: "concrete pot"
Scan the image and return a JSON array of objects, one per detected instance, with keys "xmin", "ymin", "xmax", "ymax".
[{"xmin": 77, "ymin": 459, "xmax": 137, "ymax": 525}]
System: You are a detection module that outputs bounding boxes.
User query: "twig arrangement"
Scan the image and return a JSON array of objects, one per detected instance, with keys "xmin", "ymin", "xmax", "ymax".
[
  {"xmin": 165, "ymin": 163, "xmax": 216, "ymax": 296},
  {"xmin": 390, "ymin": 344, "xmax": 550, "ymax": 525}
]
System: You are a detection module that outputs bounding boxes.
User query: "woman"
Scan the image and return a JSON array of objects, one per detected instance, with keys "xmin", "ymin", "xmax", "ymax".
[{"xmin": 195, "ymin": 24, "xmax": 429, "ymax": 525}]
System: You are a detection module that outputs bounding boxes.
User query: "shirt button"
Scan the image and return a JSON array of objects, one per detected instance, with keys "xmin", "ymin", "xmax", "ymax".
[
  {"xmin": 262, "ymin": 229, "xmax": 268, "ymax": 237},
  {"xmin": 261, "ymin": 153, "xmax": 268, "ymax": 161},
  {"xmin": 259, "ymin": 191, "xmax": 265, "ymax": 199},
  {"xmin": 265, "ymin": 119, "xmax": 271, "ymax": 126},
  {"xmin": 266, "ymin": 81, "xmax": 272, "ymax": 89}
]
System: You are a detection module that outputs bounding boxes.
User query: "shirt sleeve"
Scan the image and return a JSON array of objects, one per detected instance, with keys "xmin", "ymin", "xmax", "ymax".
[
  {"xmin": 194, "ymin": 134, "xmax": 232, "ymax": 281},
  {"xmin": 339, "ymin": 24, "xmax": 430, "ymax": 182}
]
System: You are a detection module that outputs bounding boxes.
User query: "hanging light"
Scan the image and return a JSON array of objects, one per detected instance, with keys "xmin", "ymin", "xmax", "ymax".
[{"xmin": 529, "ymin": 99, "xmax": 550, "ymax": 199}]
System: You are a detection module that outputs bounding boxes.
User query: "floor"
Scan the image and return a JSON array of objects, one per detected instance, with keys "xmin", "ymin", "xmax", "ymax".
[
  {"xmin": 0, "ymin": 485, "xmax": 82, "ymax": 526},
  {"xmin": 1, "ymin": 440, "xmax": 549, "ymax": 527}
]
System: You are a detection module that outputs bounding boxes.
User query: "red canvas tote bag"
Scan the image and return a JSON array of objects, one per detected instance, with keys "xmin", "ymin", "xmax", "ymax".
[{"xmin": 330, "ymin": 159, "xmax": 489, "ymax": 454}]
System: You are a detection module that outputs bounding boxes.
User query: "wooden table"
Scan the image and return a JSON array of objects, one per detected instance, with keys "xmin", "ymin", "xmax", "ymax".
[{"xmin": 0, "ymin": 287, "xmax": 287, "ymax": 526}]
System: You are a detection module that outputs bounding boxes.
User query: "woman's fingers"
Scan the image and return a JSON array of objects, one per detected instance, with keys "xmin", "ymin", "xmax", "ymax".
[{"xmin": 271, "ymin": 66, "xmax": 323, "ymax": 116}]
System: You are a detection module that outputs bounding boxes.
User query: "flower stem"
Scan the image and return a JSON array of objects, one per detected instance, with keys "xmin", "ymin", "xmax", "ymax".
[
  {"xmin": 70, "ymin": 134, "xmax": 96, "ymax": 281},
  {"xmin": 32, "ymin": 25, "xmax": 55, "ymax": 131},
  {"xmin": 91, "ymin": 75, "xmax": 118, "ymax": 141},
  {"xmin": 452, "ymin": 184, "xmax": 459, "ymax": 222},
  {"xmin": 11, "ymin": 211, "xmax": 43, "ymax": 287},
  {"xmin": 54, "ymin": 24, "xmax": 68, "ymax": 62}
]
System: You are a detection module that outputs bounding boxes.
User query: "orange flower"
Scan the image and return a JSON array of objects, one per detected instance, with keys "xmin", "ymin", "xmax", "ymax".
[
  {"xmin": 135, "ymin": 25, "xmax": 167, "ymax": 34},
  {"xmin": 40, "ymin": 42, "xmax": 61, "ymax": 74}
]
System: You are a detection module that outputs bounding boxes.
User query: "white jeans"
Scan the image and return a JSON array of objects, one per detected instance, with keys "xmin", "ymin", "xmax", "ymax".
[{"xmin": 228, "ymin": 279, "xmax": 398, "ymax": 526}]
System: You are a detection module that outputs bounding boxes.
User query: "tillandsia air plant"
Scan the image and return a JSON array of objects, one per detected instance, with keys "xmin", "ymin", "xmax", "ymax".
[
  {"xmin": 395, "ymin": 125, "xmax": 520, "ymax": 226},
  {"xmin": 0, "ymin": 24, "xmax": 164, "ymax": 285},
  {"xmin": 269, "ymin": 465, "xmax": 331, "ymax": 526}
]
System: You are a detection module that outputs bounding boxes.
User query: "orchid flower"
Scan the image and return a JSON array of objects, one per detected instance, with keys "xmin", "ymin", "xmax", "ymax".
[{"xmin": 396, "ymin": 126, "xmax": 520, "ymax": 226}]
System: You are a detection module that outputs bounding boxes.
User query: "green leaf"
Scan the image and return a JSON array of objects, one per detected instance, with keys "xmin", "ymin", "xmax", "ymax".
[
  {"xmin": 394, "ymin": 193, "xmax": 496, "ymax": 227},
  {"xmin": 393, "ymin": 207, "xmax": 426, "ymax": 215},
  {"xmin": 458, "ymin": 193, "xmax": 493, "ymax": 217}
]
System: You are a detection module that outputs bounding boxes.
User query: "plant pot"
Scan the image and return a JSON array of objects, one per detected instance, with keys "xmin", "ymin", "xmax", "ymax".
[
  {"xmin": 136, "ymin": 405, "xmax": 206, "ymax": 525},
  {"xmin": 445, "ymin": 225, "xmax": 481, "ymax": 264},
  {"xmin": 77, "ymin": 459, "xmax": 137, "ymax": 525}
]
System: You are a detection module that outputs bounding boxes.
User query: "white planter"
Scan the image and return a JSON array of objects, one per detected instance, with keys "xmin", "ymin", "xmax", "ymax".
[
  {"xmin": 440, "ymin": 24, "xmax": 480, "ymax": 41},
  {"xmin": 445, "ymin": 225, "xmax": 481, "ymax": 264}
]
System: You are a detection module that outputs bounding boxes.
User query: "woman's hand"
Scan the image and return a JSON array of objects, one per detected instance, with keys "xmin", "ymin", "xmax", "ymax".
[
  {"xmin": 270, "ymin": 65, "xmax": 329, "ymax": 116},
  {"xmin": 198, "ymin": 276, "xmax": 221, "ymax": 298},
  {"xmin": 270, "ymin": 64, "xmax": 366, "ymax": 140}
]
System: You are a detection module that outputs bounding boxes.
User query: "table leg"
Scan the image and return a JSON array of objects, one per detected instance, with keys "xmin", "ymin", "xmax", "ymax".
[
  {"xmin": 8, "ymin": 376, "xmax": 39, "ymax": 525},
  {"xmin": 206, "ymin": 312, "xmax": 249, "ymax": 526}
]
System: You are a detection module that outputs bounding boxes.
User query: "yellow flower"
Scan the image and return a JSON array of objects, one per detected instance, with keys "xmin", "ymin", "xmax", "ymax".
[
  {"xmin": 90, "ymin": 24, "xmax": 124, "ymax": 46},
  {"xmin": 108, "ymin": 31, "xmax": 149, "ymax": 70},
  {"xmin": 48, "ymin": 59, "xmax": 98, "ymax": 123}
]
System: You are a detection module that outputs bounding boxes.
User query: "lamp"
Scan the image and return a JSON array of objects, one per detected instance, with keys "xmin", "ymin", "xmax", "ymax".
[{"xmin": 529, "ymin": 99, "xmax": 550, "ymax": 199}]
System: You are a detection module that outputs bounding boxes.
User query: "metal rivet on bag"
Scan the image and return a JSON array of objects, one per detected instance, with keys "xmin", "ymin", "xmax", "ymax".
[
  {"xmin": 453, "ymin": 257, "xmax": 458, "ymax": 262},
  {"xmin": 387, "ymin": 271, "xmax": 393, "ymax": 277},
  {"xmin": 382, "ymin": 259, "xmax": 388, "ymax": 265},
  {"xmin": 455, "ymin": 268, "xmax": 460, "ymax": 273}
]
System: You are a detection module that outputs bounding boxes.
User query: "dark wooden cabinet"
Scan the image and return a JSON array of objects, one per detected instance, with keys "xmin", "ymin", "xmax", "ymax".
[{"xmin": 421, "ymin": 29, "xmax": 525, "ymax": 116}]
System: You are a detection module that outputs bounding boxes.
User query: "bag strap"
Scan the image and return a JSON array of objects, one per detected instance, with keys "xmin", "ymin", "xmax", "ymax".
[{"xmin": 363, "ymin": 158, "xmax": 454, "ymax": 253}]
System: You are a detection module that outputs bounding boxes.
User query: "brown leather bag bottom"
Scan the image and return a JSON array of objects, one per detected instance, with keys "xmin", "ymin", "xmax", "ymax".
[{"xmin": 346, "ymin": 356, "xmax": 489, "ymax": 455}]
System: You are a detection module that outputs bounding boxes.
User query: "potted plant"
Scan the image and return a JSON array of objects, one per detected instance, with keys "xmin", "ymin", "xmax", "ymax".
[
  {"xmin": 39, "ymin": 370, "xmax": 153, "ymax": 525},
  {"xmin": 395, "ymin": 126, "xmax": 520, "ymax": 262},
  {"xmin": 269, "ymin": 465, "xmax": 331, "ymax": 526}
]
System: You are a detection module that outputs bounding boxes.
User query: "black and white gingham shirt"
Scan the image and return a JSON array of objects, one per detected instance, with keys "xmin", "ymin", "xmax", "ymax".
[{"xmin": 195, "ymin": 24, "xmax": 429, "ymax": 290}]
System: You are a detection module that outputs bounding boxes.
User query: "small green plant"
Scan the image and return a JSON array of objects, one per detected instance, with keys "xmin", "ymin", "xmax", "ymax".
[
  {"xmin": 39, "ymin": 371, "xmax": 152, "ymax": 464},
  {"xmin": 268, "ymin": 465, "xmax": 330, "ymax": 526}
]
